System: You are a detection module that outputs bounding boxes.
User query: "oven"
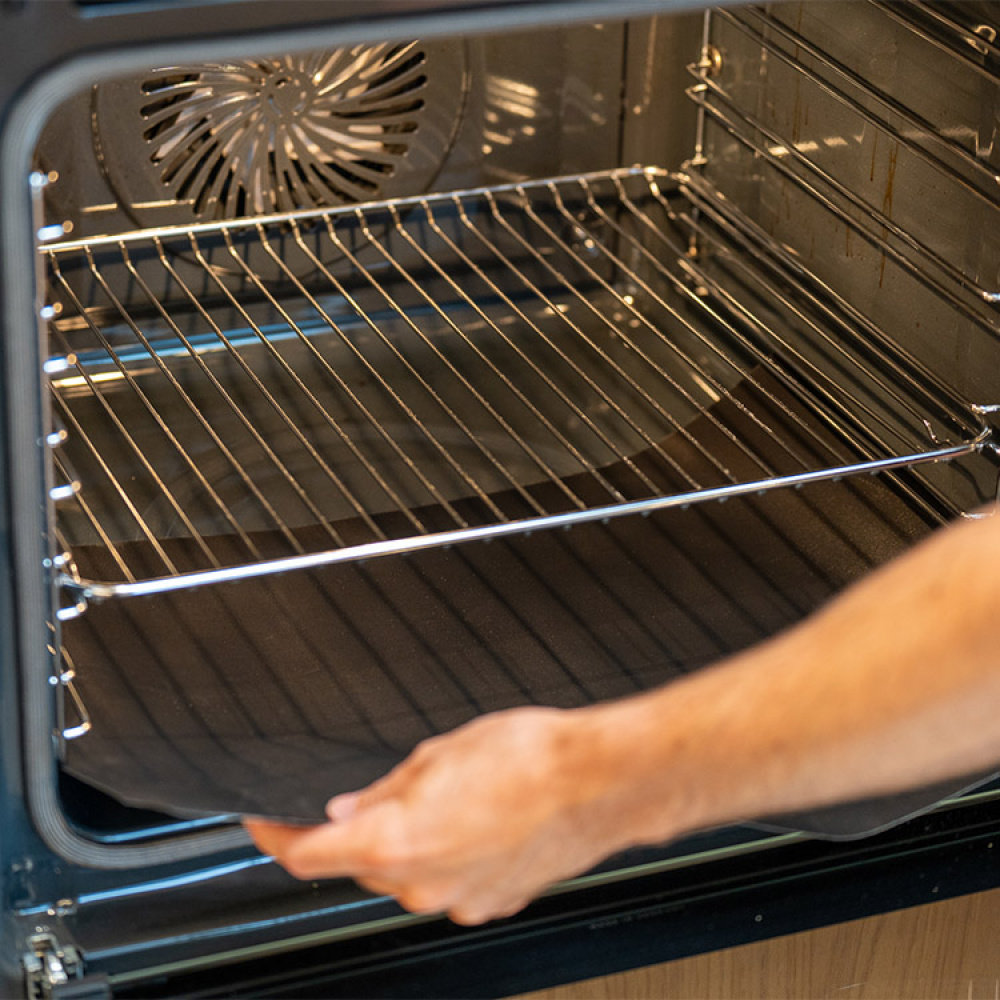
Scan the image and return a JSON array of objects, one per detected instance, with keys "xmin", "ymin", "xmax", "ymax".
[{"xmin": 3, "ymin": 0, "xmax": 1000, "ymax": 996}]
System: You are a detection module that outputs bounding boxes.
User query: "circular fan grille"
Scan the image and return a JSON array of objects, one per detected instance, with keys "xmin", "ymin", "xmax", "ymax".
[
  {"xmin": 94, "ymin": 41, "xmax": 467, "ymax": 226},
  {"xmin": 142, "ymin": 46, "xmax": 425, "ymax": 218}
]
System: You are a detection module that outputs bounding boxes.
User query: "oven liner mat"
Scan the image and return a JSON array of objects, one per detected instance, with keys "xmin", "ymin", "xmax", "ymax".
[{"xmin": 61, "ymin": 375, "xmax": 992, "ymax": 833}]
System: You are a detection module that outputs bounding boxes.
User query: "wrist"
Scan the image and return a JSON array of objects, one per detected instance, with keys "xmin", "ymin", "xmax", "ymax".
[{"xmin": 551, "ymin": 697, "xmax": 708, "ymax": 855}]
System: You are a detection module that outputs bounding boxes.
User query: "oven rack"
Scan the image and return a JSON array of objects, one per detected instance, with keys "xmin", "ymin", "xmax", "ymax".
[{"xmin": 41, "ymin": 167, "xmax": 989, "ymax": 602}]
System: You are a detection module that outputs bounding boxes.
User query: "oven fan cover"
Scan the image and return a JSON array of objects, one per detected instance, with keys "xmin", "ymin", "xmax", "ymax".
[{"xmin": 92, "ymin": 41, "xmax": 468, "ymax": 228}]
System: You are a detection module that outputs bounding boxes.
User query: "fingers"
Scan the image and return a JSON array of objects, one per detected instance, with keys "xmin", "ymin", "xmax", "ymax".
[
  {"xmin": 358, "ymin": 874, "xmax": 530, "ymax": 925},
  {"xmin": 243, "ymin": 715, "xmax": 574, "ymax": 927},
  {"xmin": 355, "ymin": 875, "xmax": 404, "ymax": 899},
  {"xmin": 244, "ymin": 817, "xmax": 532, "ymax": 926},
  {"xmin": 244, "ymin": 812, "xmax": 387, "ymax": 879},
  {"xmin": 447, "ymin": 901, "xmax": 511, "ymax": 926},
  {"xmin": 325, "ymin": 791, "xmax": 360, "ymax": 823},
  {"xmin": 243, "ymin": 818, "xmax": 320, "ymax": 860},
  {"xmin": 442, "ymin": 872, "xmax": 537, "ymax": 925},
  {"xmin": 324, "ymin": 755, "xmax": 419, "ymax": 822}
]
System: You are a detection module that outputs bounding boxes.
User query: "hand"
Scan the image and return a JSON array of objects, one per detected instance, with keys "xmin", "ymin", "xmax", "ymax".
[{"xmin": 244, "ymin": 706, "xmax": 625, "ymax": 925}]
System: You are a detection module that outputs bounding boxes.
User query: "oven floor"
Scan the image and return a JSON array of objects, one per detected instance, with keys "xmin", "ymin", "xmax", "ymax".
[{"xmin": 59, "ymin": 374, "xmax": 951, "ymax": 828}]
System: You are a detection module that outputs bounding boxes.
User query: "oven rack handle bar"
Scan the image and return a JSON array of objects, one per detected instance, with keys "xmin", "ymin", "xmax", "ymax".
[
  {"xmin": 39, "ymin": 166, "xmax": 669, "ymax": 254},
  {"xmin": 59, "ymin": 431, "xmax": 993, "ymax": 603}
]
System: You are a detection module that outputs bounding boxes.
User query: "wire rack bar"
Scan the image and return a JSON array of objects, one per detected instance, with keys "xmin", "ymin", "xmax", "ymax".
[
  {"xmin": 669, "ymin": 192, "xmax": 932, "ymax": 446},
  {"xmin": 214, "ymin": 232, "xmax": 471, "ymax": 530},
  {"xmin": 44, "ymin": 168, "xmax": 990, "ymax": 599},
  {"xmin": 664, "ymin": 176, "xmax": 989, "ymax": 527},
  {"xmin": 72, "ymin": 440, "xmax": 986, "ymax": 601},
  {"xmin": 455, "ymin": 193, "xmax": 704, "ymax": 492},
  {"xmin": 599, "ymin": 182, "xmax": 935, "ymax": 470}
]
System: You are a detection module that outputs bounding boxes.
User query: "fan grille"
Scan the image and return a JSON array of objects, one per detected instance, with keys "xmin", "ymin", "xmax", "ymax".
[
  {"xmin": 91, "ymin": 40, "xmax": 467, "ymax": 229},
  {"xmin": 137, "ymin": 44, "xmax": 429, "ymax": 219}
]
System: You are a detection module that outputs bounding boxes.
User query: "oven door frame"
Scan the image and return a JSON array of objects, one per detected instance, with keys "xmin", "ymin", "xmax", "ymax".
[{"xmin": 0, "ymin": 0, "xmax": 707, "ymax": 873}]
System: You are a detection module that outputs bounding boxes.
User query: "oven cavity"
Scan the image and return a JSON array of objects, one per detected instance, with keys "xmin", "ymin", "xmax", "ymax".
[{"xmin": 31, "ymin": 3, "xmax": 1000, "ymax": 838}]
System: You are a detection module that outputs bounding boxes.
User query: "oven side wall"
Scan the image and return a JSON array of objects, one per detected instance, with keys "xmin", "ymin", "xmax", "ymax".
[{"xmin": 693, "ymin": 3, "xmax": 1000, "ymax": 512}]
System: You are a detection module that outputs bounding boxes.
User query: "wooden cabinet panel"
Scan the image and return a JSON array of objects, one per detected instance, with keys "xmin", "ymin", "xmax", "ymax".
[{"xmin": 517, "ymin": 888, "xmax": 1000, "ymax": 999}]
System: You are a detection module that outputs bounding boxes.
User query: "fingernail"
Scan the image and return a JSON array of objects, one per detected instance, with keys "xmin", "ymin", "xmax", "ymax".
[{"xmin": 326, "ymin": 792, "xmax": 360, "ymax": 822}]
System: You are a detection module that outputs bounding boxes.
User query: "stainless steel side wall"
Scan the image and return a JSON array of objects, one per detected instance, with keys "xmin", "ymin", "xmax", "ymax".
[{"xmin": 697, "ymin": 1, "xmax": 1000, "ymax": 510}]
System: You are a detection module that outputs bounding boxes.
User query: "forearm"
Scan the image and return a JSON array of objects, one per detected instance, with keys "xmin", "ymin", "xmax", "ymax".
[{"xmin": 574, "ymin": 509, "xmax": 1000, "ymax": 851}]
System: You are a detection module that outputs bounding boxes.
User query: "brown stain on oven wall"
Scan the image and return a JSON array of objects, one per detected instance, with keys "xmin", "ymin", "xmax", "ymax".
[
  {"xmin": 878, "ymin": 142, "xmax": 899, "ymax": 288},
  {"xmin": 792, "ymin": 76, "xmax": 801, "ymax": 145}
]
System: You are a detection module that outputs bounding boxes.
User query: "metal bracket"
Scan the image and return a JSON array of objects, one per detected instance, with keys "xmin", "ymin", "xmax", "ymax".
[
  {"xmin": 42, "ymin": 394, "xmax": 89, "ymax": 627},
  {"xmin": 962, "ymin": 405, "xmax": 1000, "ymax": 518},
  {"xmin": 50, "ymin": 553, "xmax": 89, "ymax": 624},
  {"xmin": 22, "ymin": 933, "xmax": 108, "ymax": 1000},
  {"xmin": 697, "ymin": 43, "xmax": 723, "ymax": 77},
  {"xmin": 45, "ymin": 551, "xmax": 93, "ymax": 741},
  {"xmin": 55, "ymin": 661, "xmax": 93, "ymax": 742}
]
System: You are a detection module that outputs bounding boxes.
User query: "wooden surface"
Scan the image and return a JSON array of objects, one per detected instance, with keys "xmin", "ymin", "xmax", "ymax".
[{"xmin": 516, "ymin": 888, "xmax": 1000, "ymax": 999}]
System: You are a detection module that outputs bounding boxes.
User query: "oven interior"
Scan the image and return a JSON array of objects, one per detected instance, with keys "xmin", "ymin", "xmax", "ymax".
[{"xmin": 26, "ymin": 0, "xmax": 1000, "ymax": 869}]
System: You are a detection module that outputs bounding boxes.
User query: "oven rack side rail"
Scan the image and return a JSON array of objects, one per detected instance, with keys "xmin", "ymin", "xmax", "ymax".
[
  {"xmin": 37, "ymin": 167, "xmax": 997, "ymax": 606},
  {"xmin": 54, "ymin": 433, "xmax": 992, "ymax": 603}
]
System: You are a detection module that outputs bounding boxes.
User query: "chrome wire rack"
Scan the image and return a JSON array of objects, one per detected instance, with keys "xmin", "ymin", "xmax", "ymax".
[{"xmin": 42, "ymin": 166, "xmax": 988, "ymax": 601}]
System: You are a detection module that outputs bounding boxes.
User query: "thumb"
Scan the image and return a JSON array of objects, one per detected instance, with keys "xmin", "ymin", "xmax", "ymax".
[
  {"xmin": 326, "ymin": 757, "xmax": 416, "ymax": 822},
  {"xmin": 326, "ymin": 791, "xmax": 362, "ymax": 823},
  {"xmin": 325, "ymin": 776, "xmax": 396, "ymax": 822}
]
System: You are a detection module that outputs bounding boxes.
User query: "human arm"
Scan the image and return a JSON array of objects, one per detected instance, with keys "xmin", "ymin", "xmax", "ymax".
[{"xmin": 246, "ymin": 507, "xmax": 1000, "ymax": 925}]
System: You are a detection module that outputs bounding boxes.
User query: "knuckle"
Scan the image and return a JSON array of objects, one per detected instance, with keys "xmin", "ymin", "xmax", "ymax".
[
  {"xmin": 397, "ymin": 886, "xmax": 447, "ymax": 914},
  {"xmin": 357, "ymin": 845, "xmax": 390, "ymax": 870},
  {"xmin": 280, "ymin": 854, "xmax": 317, "ymax": 881},
  {"xmin": 365, "ymin": 838, "xmax": 407, "ymax": 871},
  {"xmin": 408, "ymin": 740, "xmax": 439, "ymax": 769},
  {"xmin": 448, "ymin": 904, "xmax": 492, "ymax": 927},
  {"xmin": 357, "ymin": 876, "xmax": 392, "ymax": 897}
]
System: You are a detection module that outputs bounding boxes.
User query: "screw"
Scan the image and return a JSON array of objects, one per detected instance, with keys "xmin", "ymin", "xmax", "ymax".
[{"xmin": 699, "ymin": 45, "xmax": 723, "ymax": 77}]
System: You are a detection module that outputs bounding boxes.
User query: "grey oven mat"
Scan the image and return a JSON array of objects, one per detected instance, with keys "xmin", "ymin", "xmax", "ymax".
[{"xmin": 60, "ymin": 376, "xmax": 989, "ymax": 833}]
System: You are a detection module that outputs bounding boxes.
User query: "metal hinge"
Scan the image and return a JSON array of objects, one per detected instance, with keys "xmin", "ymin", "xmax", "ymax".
[{"xmin": 22, "ymin": 933, "xmax": 109, "ymax": 1000}]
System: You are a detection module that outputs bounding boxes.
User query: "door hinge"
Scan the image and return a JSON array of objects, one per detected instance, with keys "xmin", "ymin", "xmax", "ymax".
[{"xmin": 22, "ymin": 933, "xmax": 110, "ymax": 1000}]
